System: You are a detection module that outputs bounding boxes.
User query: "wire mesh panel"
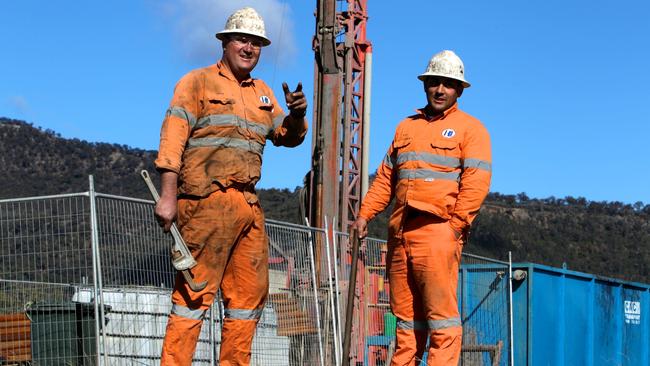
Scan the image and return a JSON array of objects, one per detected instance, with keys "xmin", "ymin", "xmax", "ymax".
[
  {"xmin": 95, "ymin": 194, "xmax": 175, "ymax": 289},
  {"xmin": 95, "ymin": 194, "xmax": 175, "ymax": 364},
  {"xmin": 306, "ymin": 223, "xmax": 350, "ymax": 366},
  {"xmin": 0, "ymin": 194, "xmax": 97, "ymax": 365},
  {"xmin": 1, "ymin": 190, "xmax": 511, "ymax": 366},
  {"xmin": 92, "ymin": 197, "xmax": 327, "ymax": 366},
  {"xmin": 265, "ymin": 220, "xmax": 325, "ymax": 366},
  {"xmin": 459, "ymin": 254, "xmax": 510, "ymax": 366},
  {"xmin": 360, "ymin": 237, "xmax": 390, "ymax": 366},
  {"xmin": 93, "ymin": 194, "xmax": 214, "ymax": 365}
]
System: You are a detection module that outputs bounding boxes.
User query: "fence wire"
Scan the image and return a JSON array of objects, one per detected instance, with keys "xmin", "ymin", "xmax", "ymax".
[{"xmin": 0, "ymin": 189, "xmax": 511, "ymax": 366}]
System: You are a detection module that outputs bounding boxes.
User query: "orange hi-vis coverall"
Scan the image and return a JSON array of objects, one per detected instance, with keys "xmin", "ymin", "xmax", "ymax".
[
  {"xmin": 358, "ymin": 103, "xmax": 491, "ymax": 365},
  {"xmin": 155, "ymin": 61, "xmax": 307, "ymax": 366}
]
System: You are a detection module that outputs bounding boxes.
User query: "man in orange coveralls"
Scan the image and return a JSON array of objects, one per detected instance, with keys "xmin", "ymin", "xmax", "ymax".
[
  {"xmin": 153, "ymin": 7, "xmax": 308, "ymax": 366},
  {"xmin": 353, "ymin": 50, "xmax": 492, "ymax": 365}
]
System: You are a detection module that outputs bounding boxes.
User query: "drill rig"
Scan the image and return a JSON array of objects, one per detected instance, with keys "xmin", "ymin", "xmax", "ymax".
[{"xmin": 305, "ymin": 0, "xmax": 373, "ymax": 364}]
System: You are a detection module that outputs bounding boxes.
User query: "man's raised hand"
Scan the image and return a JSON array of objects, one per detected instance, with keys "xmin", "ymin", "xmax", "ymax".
[{"xmin": 282, "ymin": 82, "xmax": 307, "ymax": 118}]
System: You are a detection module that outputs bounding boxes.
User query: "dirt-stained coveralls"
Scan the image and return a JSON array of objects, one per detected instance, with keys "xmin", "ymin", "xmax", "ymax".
[
  {"xmin": 358, "ymin": 103, "xmax": 491, "ymax": 365},
  {"xmin": 154, "ymin": 60, "xmax": 307, "ymax": 365}
]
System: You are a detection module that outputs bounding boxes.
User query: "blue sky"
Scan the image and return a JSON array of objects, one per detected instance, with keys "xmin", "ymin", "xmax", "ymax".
[{"xmin": 1, "ymin": 0, "xmax": 649, "ymax": 204}]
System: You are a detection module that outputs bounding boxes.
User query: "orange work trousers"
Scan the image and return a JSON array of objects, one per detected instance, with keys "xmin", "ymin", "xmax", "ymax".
[
  {"xmin": 388, "ymin": 212, "xmax": 463, "ymax": 366},
  {"xmin": 160, "ymin": 188, "xmax": 268, "ymax": 366}
]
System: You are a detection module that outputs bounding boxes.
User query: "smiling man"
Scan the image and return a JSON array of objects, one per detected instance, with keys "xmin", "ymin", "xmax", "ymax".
[
  {"xmin": 353, "ymin": 50, "xmax": 492, "ymax": 365},
  {"xmin": 153, "ymin": 7, "xmax": 308, "ymax": 366}
]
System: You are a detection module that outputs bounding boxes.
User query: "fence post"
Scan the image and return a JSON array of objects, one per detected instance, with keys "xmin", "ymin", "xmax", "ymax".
[
  {"xmin": 508, "ymin": 251, "xmax": 514, "ymax": 366},
  {"xmin": 209, "ymin": 303, "xmax": 215, "ymax": 365},
  {"xmin": 89, "ymin": 175, "xmax": 109, "ymax": 365}
]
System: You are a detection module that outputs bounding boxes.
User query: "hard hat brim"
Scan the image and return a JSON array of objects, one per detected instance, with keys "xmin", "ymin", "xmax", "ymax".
[
  {"xmin": 216, "ymin": 30, "xmax": 271, "ymax": 47},
  {"xmin": 418, "ymin": 73, "xmax": 471, "ymax": 88}
]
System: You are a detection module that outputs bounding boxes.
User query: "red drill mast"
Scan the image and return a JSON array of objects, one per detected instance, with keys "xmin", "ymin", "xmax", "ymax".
[
  {"xmin": 308, "ymin": 1, "xmax": 372, "ymax": 364},
  {"xmin": 309, "ymin": 0, "xmax": 371, "ymax": 233}
]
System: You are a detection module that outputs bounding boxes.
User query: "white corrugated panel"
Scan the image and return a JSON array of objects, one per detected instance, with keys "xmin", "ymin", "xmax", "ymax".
[
  {"xmin": 73, "ymin": 286, "xmax": 290, "ymax": 365},
  {"xmin": 73, "ymin": 287, "xmax": 214, "ymax": 365}
]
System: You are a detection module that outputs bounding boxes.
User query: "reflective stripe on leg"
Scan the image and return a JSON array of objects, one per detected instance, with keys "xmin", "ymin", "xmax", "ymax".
[
  {"xmin": 224, "ymin": 307, "xmax": 264, "ymax": 320},
  {"xmin": 427, "ymin": 317, "xmax": 461, "ymax": 330},
  {"xmin": 171, "ymin": 303, "xmax": 206, "ymax": 320},
  {"xmin": 396, "ymin": 318, "xmax": 429, "ymax": 331}
]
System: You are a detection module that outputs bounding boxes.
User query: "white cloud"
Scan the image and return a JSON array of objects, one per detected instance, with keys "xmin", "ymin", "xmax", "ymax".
[
  {"xmin": 159, "ymin": 0, "xmax": 297, "ymax": 67},
  {"xmin": 7, "ymin": 95, "xmax": 30, "ymax": 114}
]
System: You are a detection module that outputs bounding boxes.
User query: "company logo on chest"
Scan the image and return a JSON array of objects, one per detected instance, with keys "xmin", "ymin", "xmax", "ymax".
[
  {"xmin": 441, "ymin": 128, "xmax": 456, "ymax": 138},
  {"xmin": 259, "ymin": 95, "xmax": 271, "ymax": 105}
]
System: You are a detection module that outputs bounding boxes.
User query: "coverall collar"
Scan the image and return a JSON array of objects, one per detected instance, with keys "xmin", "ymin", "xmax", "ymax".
[
  {"xmin": 216, "ymin": 60, "xmax": 255, "ymax": 85},
  {"xmin": 417, "ymin": 102, "xmax": 458, "ymax": 121}
]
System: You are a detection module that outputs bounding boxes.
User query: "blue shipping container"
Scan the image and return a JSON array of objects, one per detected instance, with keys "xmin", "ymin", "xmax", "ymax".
[{"xmin": 512, "ymin": 263, "xmax": 650, "ymax": 366}]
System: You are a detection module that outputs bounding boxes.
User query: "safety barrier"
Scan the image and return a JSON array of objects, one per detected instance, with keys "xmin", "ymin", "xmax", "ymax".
[{"xmin": 0, "ymin": 177, "xmax": 511, "ymax": 365}]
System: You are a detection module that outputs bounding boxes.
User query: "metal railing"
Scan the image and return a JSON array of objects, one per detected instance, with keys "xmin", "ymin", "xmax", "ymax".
[{"xmin": 0, "ymin": 177, "xmax": 511, "ymax": 365}]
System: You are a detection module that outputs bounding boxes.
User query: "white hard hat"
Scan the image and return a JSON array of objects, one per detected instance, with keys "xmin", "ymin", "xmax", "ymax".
[
  {"xmin": 418, "ymin": 50, "xmax": 470, "ymax": 88},
  {"xmin": 215, "ymin": 7, "xmax": 271, "ymax": 47}
]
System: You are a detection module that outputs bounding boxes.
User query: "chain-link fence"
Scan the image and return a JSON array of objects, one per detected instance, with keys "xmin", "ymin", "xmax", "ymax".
[{"xmin": 0, "ymin": 178, "xmax": 511, "ymax": 365}]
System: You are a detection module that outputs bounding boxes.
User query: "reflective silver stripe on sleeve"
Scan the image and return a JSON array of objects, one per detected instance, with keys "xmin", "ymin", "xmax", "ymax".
[
  {"xmin": 463, "ymin": 158, "xmax": 492, "ymax": 172},
  {"xmin": 195, "ymin": 114, "xmax": 272, "ymax": 138},
  {"xmin": 427, "ymin": 317, "xmax": 462, "ymax": 330},
  {"xmin": 171, "ymin": 304, "xmax": 206, "ymax": 320},
  {"xmin": 397, "ymin": 151, "xmax": 461, "ymax": 169},
  {"xmin": 186, "ymin": 137, "xmax": 265, "ymax": 156},
  {"xmin": 383, "ymin": 153, "xmax": 393, "ymax": 168},
  {"xmin": 266, "ymin": 114, "xmax": 287, "ymax": 139},
  {"xmin": 272, "ymin": 114, "xmax": 286, "ymax": 129},
  {"xmin": 398, "ymin": 169, "xmax": 460, "ymax": 182},
  {"xmin": 396, "ymin": 318, "xmax": 428, "ymax": 331},
  {"xmin": 224, "ymin": 307, "xmax": 264, "ymax": 320},
  {"xmin": 167, "ymin": 106, "xmax": 197, "ymax": 129}
]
